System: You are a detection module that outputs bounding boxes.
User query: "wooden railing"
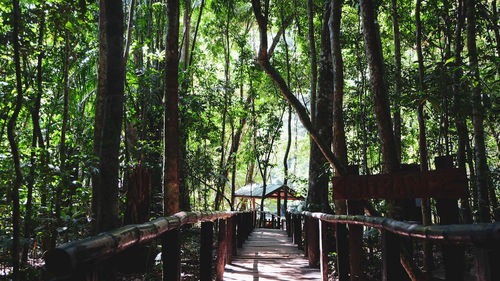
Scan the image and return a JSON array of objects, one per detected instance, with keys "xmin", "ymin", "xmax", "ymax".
[
  {"xmin": 256, "ymin": 211, "xmax": 283, "ymax": 229},
  {"xmin": 44, "ymin": 211, "xmax": 255, "ymax": 281},
  {"xmin": 288, "ymin": 211, "xmax": 500, "ymax": 281}
]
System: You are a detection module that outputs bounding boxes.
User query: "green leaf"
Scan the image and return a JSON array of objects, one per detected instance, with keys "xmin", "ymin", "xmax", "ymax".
[
  {"xmin": 65, "ymin": 21, "xmax": 73, "ymax": 31},
  {"xmin": 445, "ymin": 56, "xmax": 456, "ymax": 65}
]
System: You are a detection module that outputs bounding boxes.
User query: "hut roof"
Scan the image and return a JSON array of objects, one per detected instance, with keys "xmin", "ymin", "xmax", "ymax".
[{"xmin": 234, "ymin": 183, "xmax": 304, "ymax": 200}]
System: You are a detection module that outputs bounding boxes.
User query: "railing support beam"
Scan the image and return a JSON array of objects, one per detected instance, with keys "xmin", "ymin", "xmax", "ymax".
[
  {"xmin": 319, "ymin": 220, "xmax": 328, "ymax": 281},
  {"xmin": 200, "ymin": 221, "xmax": 214, "ymax": 281},
  {"xmin": 215, "ymin": 219, "xmax": 227, "ymax": 281},
  {"xmin": 336, "ymin": 223, "xmax": 349, "ymax": 281},
  {"xmin": 307, "ymin": 217, "xmax": 319, "ymax": 267},
  {"xmin": 381, "ymin": 229, "xmax": 403, "ymax": 281},
  {"xmin": 162, "ymin": 229, "xmax": 180, "ymax": 281}
]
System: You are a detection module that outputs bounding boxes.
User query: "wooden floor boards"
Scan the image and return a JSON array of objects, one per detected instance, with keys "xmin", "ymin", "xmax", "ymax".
[{"xmin": 223, "ymin": 228, "xmax": 321, "ymax": 281}]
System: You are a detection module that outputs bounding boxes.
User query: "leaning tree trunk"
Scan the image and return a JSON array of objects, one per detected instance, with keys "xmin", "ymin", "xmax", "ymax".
[
  {"xmin": 95, "ymin": 0, "xmax": 125, "ymax": 235},
  {"xmin": 466, "ymin": 0, "xmax": 491, "ymax": 223},
  {"xmin": 9, "ymin": 0, "xmax": 24, "ymax": 278},
  {"xmin": 251, "ymin": 0, "xmax": 347, "ymax": 175}
]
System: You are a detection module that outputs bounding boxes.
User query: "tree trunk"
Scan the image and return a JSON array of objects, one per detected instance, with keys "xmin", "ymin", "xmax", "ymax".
[
  {"xmin": 8, "ymin": 0, "xmax": 24, "ymax": 278},
  {"xmin": 215, "ymin": 96, "xmax": 228, "ymax": 211},
  {"xmin": 123, "ymin": 0, "xmax": 136, "ymax": 64},
  {"xmin": 329, "ymin": 0, "xmax": 348, "ymax": 215},
  {"xmin": 163, "ymin": 0, "xmax": 180, "ymax": 216},
  {"xmin": 22, "ymin": 7, "xmax": 46, "ymax": 263},
  {"xmin": 416, "ymin": 1, "xmax": 434, "ymax": 275},
  {"xmin": 359, "ymin": 0, "xmax": 399, "ymax": 174},
  {"xmin": 95, "ymin": 0, "xmax": 125, "ymax": 234},
  {"xmin": 188, "ymin": 0, "xmax": 205, "ymax": 67},
  {"xmin": 282, "ymin": 11, "xmax": 292, "ymax": 212},
  {"xmin": 391, "ymin": 0, "xmax": 402, "ymax": 162},
  {"xmin": 330, "ymin": 0, "xmax": 348, "ymax": 176},
  {"xmin": 92, "ymin": 0, "xmax": 107, "ymax": 233},
  {"xmin": 55, "ymin": 31, "xmax": 71, "ymax": 244},
  {"xmin": 180, "ymin": 0, "xmax": 191, "ymax": 68},
  {"xmin": 466, "ymin": 0, "xmax": 491, "ymax": 223},
  {"xmin": 307, "ymin": 2, "xmax": 333, "ymax": 213},
  {"xmin": 491, "ymin": 0, "xmax": 500, "ymax": 77},
  {"xmin": 307, "ymin": 0, "xmax": 317, "ymax": 125},
  {"xmin": 451, "ymin": 0, "xmax": 473, "ymax": 224},
  {"xmin": 355, "ymin": 13, "xmax": 369, "ymax": 175}
]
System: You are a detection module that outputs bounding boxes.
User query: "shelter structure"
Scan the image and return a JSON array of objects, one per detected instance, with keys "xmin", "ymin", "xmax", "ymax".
[{"xmin": 234, "ymin": 183, "xmax": 304, "ymax": 217}]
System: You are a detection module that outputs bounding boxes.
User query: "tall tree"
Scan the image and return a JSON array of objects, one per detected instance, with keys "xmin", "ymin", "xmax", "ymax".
[
  {"xmin": 306, "ymin": 0, "xmax": 317, "ymax": 123},
  {"xmin": 466, "ymin": 0, "xmax": 491, "ymax": 223},
  {"xmin": 164, "ymin": 0, "xmax": 181, "ymax": 217},
  {"xmin": 8, "ymin": 0, "xmax": 24, "ymax": 278},
  {"xmin": 359, "ymin": 0, "xmax": 399, "ymax": 174},
  {"xmin": 451, "ymin": 0, "xmax": 473, "ymax": 224},
  {"xmin": 306, "ymin": 2, "xmax": 334, "ymax": 212},
  {"xmin": 162, "ymin": 1, "xmax": 181, "ymax": 279},
  {"xmin": 94, "ymin": 0, "xmax": 125, "ymax": 233},
  {"xmin": 22, "ymin": 5, "xmax": 46, "ymax": 264},
  {"xmin": 391, "ymin": 0, "xmax": 402, "ymax": 162},
  {"xmin": 281, "ymin": 6, "xmax": 292, "ymax": 213}
]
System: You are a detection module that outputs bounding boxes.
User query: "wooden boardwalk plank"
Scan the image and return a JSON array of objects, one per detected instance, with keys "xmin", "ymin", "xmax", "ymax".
[{"xmin": 223, "ymin": 228, "xmax": 321, "ymax": 281}]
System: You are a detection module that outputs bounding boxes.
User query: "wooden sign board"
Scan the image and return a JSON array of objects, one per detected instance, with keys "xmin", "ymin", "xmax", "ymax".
[{"xmin": 332, "ymin": 168, "xmax": 467, "ymax": 200}]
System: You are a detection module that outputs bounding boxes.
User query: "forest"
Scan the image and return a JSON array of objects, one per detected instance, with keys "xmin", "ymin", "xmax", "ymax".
[{"xmin": 0, "ymin": 0, "xmax": 499, "ymax": 280}]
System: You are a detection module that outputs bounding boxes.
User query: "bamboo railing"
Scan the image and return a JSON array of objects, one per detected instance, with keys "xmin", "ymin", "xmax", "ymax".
[
  {"xmin": 44, "ymin": 211, "xmax": 255, "ymax": 281},
  {"xmin": 288, "ymin": 211, "xmax": 500, "ymax": 281}
]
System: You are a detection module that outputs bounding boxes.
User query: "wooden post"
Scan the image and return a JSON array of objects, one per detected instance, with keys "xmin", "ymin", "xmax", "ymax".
[
  {"xmin": 303, "ymin": 216, "xmax": 308, "ymax": 256},
  {"xmin": 226, "ymin": 217, "xmax": 233, "ymax": 264},
  {"xmin": 277, "ymin": 192, "xmax": 281, "ymax": 229},
  {"xmin": 346, "ymin": 165, "xmax": 365, "ymax": 281},
  {"xmin": 200, "ymin": 221, "xmax": 213, "ymax": 281},
  {"xmin": 237, "ymin": 214, "xmax": 244, "ymax": 248},
  {"xmin": 162, "ymin": 229, "xmax": 180, "ymax": 281},
  {"xmin": 335, "ymin": 223, "xmax": 349, "ymax": 281},
  {"xmin": 381, "ymin": 229, "xmax": 400, "ymax": 281},
  {"xmin": 319, "ymin": 220, "xmax": 328, "ymax": 281},
  {"xmin": 474, "ymin": 246, "xmax": 500, "ymax": 281},
  {"xmin": 287, "ymin": 212, "xmax": 291, "ymax": 235},
  {"xmin": 215, "ymin": 219, "xmax": 227, "ymax": 281},
  {"xmin": 294, "ymin": 214, "xmax": 302, "ymax": 249},
  {"xmin": 307, "ymin": 217, "xmax": 319, "ymax": 267},
  {"xmin": 272, "ymin": 214, "xmax": 275, "ymax": 228},
  {"xmin": 435, "ymin": 156, "xmax": 465, "ymax": 281}
]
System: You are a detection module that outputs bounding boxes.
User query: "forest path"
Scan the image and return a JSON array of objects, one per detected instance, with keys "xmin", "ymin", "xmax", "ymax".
[{"xmin": 223, "ymin": 228, "xmax": 321, "ymax": 281}]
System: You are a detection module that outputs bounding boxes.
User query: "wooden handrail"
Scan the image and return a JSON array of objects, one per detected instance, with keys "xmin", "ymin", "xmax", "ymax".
[
  {"xmin": 300, "ymin": 211, "xmax": 500, "ymax": 245},
  {"xmin": 290, "ymin": 211, "xmax": 500, "ymax": 281},
  {"xmin": 44, "ymin": 211, "xmax": 253, "ymax": 280}
]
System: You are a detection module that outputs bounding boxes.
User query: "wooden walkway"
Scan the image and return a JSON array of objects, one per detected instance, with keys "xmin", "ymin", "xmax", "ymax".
[{"xmin": 223, "ymin": 228, "xmax": 321, "ymax": 281}]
